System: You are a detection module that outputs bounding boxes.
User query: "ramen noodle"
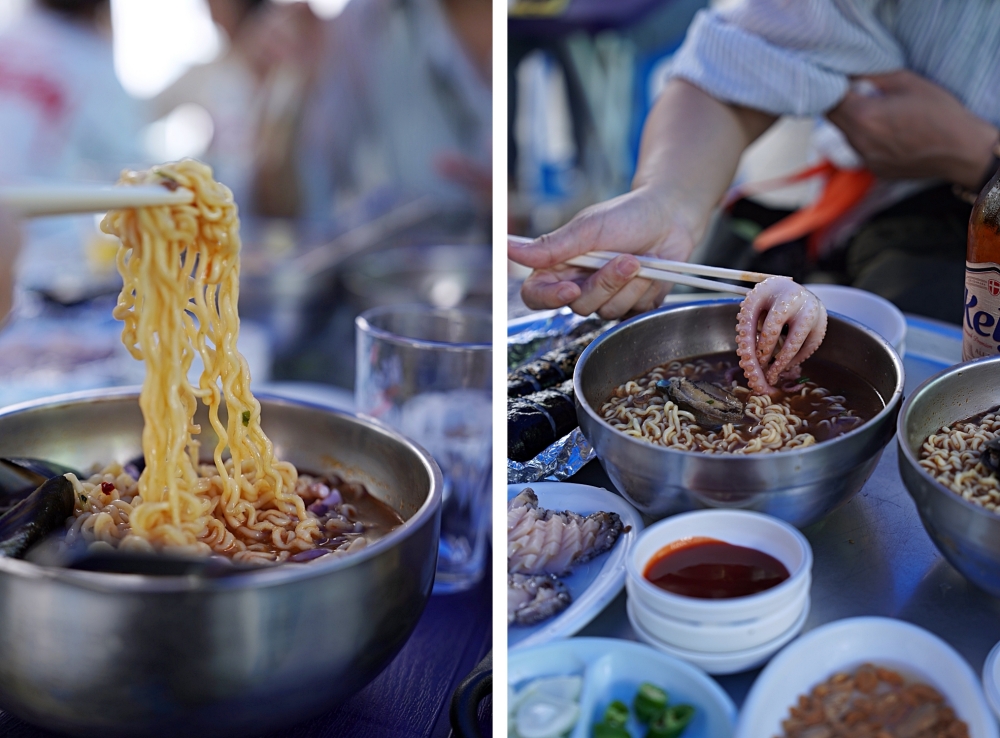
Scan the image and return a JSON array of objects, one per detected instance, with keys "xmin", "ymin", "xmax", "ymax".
[
  {"xmin": 63, "ymin": 161, "xmax": 347, "ymax": 563},
  {"xmin": 599, "ymin": 353, "xmax": 881, "ymax": 454},
  {"xmin": 918, "ymin": 406, "xmax": 1000, "ymax": 511}
]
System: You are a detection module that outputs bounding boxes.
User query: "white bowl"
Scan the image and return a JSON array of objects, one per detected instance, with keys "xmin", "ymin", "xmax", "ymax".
[
  {"xmin": 806, "ymin": 284, "xmax": 907, "ymax": 356},
  {"xmin": 736, "ymin": 617, "xmax": 999, "ymax": 738},
  {"xmin": 628, "ymin": 596, "xmax": 810, "ymax": 676},
  {"xmin": 625, "ymin": 575, "xmax": 809, "ymax": 653},
  {"xmin": 627, "ymin": 510, "xmax": 813, "ymax": 624}
]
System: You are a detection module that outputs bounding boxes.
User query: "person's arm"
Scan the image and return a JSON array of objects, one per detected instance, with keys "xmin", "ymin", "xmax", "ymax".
[
  {"xmin": 827, "ymin": 70, "xmax": 999, "ymax": 190},
  {"xmin": 508, "ymin": 79, "xmax": 775, "ymax": 318}
]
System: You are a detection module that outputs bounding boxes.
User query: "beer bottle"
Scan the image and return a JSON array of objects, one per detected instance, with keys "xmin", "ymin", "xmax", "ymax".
[{"xmin": 963, "ymin": 159, "xmax": 1000, "ymax": 361}]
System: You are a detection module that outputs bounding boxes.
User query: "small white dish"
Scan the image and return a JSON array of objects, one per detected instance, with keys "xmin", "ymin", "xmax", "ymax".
[
  {"xmin": 625, "ymin": 576, "xmax": 809, "ymax": 653},
  {"xmin": 736, "ymin": 617, "xmax": 998, "ymax": 738},
  {"xmin": 627, "ymin": 509, "xmax": 812, "ymax": 624},
  {"xmin": 628, "ymin": 595, "xmax": 809, "ymax": 675},
  {"xmin": 509, "ymin": 637, "xmax": 737, "ymax": 738},
  {"xmin": 983, "ymin": 639, "xmax": 1000, "ymax": 724},
  {"xmin": 807, "ymin": 284, "xmax": 907, "ymax": 357},
  {"xmin": 508, "ymin": 483, "xmax": 644, "ymax": 651}
]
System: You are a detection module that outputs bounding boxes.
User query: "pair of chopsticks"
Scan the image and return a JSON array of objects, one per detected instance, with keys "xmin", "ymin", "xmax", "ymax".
[
  {"xmin": 508, "ymin": 235, "xmax": 771, "ymax": 295},
  {"xmin": 0, "ymin": 184, "xmax": 194, "ymax": 218}
]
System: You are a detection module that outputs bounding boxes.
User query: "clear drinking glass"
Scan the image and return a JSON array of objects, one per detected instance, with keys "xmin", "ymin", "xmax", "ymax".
[{"xmin": 355, "ymin": 305, "xmax": 492, "ymax": 594}]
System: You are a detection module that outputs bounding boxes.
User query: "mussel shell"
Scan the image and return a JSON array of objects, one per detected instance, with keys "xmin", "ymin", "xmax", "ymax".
[
  {"xmin": 0, "ymin": 475, "xmax": 75, "ymax": 558},
  {"xmin": 657, "ymin": 377, "xmax": 746, "ymax": 428},
  {"xmin": 0, "ymin": 458, "xmax": 80, "ymax": 514},
  {"xmin": 981, "ymin": 438, "xmax": 1000, "ymax": 475}
]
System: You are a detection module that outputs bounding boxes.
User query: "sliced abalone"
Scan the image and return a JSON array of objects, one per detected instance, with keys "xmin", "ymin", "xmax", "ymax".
[
  {"xmin": 507, "ymin": 488, "xmax": 623, "ymax": 576},
  {"xmin": 508, "ymin": 572, "xmax": 572, "ymax": 625},
  {"xmin": 656, "ymin": 376, "xmax": 746, "ymax": 427}
]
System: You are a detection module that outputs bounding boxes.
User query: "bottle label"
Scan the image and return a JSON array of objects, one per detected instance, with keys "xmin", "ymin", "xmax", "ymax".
[{"xmin": 963, "ymin": 261, "xmax": 1000, "ymax": 360}]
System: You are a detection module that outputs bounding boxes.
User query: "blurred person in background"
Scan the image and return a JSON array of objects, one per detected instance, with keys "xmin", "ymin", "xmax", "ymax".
[
  {"xmin": 0, "ymin": 0, "xmax": 143, "ymax": 182},
  {"xmin": 152, "ymin": 0, "xmax": 323, "ymax": 213},
  {"xmin": 0, "ymin": 207, "xmax": 21, "ymax": 322},
  {"xmin": 253, "ymin": 0, "xmax": 492, "ymax": 220},
  {"xmin": 509, "ymin": 0, "xmax": 1000, "ymax": 324}
]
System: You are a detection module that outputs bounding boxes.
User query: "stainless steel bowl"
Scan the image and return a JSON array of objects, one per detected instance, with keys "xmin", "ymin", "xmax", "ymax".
[
  {"xmin": 897, "ymin": 355, "xmax": 1000, "ymax": 597},
  {"xmin": 574, "ymin": 300, "xmax": 904, "ymax": 526},
  {"xmin": 0, "ymin": 388, "xmax": 442, "ymax": 737}
]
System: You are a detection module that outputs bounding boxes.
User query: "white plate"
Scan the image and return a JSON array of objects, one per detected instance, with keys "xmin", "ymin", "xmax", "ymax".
[
  {"xmin": 983, "ymin": 638, "xmax": 1000, "ymax": 724},
  {"xmin": 736, "ymin": 617, "xmax": 998, "ymax": 738},
  {"xmin": 627, "ymin": 595, "xmax": 809, "ymax": 675},
  {"xmin": 508, "ymin": 482, "xmax": 643, "ymax": 651},
  {"xmin": 509, "ymin": 637, "xmax": 737, "ymax": 738}
]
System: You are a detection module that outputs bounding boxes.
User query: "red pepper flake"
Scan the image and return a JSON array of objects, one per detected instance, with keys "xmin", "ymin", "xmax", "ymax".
[{"xmin": 101, "ymin": 481, "xmax": 115, "ymax": 493}]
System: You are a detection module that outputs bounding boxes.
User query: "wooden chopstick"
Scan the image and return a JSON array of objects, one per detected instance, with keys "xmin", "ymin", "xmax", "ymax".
[
  {"xmin": 588, "ymin": 250, "xmax": 771, "ymax": 284},
  {"xmin": 0, "ymin": 184, "xmax": 195, "ymax": 217},
  {"xmin": 566, "ymin": 254, "xmax": 750, "ymax": 295},
  {"xmin": 509, "ymin": 235, "xmax": 766, "ymax": 295}
]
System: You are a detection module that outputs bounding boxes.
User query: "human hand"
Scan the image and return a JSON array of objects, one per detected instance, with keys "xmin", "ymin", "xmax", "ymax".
[
  {"xmin": 827, "ymin": 70, "xmax": 999, "ymax": 189},
  {"xmin": 508, "ymin": 186, "xmax": 698, "ymax": 319}
]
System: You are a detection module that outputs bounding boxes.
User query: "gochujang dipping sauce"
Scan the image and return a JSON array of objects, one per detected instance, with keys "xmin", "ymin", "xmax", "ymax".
[{"xmin": 643, "ymin": 536, "xmax": 790, "ymax": 599}]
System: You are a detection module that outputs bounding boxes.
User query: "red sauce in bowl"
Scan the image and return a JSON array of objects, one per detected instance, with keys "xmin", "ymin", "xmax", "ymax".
[{"xmin": 643, "ymin": 536, "xmax": 790, "ymax": 599}]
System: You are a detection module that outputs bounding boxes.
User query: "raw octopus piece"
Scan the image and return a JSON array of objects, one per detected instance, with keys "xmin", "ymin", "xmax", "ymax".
[
  {"xmin": 507, "ymin": 489, "xmax": 623, "ymax": 576},
  {"xmin": 508, "ymin": 572, "xmax": 572, "ymax": 625},
  {"xmin": 736, "ymin": 276, "xmax": 827, "ymax": 397}
]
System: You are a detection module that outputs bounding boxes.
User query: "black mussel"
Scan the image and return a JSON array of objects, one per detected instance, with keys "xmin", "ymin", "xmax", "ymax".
[
  {"xmin": 0, "ymin": 458, "xmax": 80, "ymax": 513},
  {"xmin": 656, "ymin": 377, "xmax": 746, "ymax": 428},
  {"xmin": 0, "ymin": 475, "xmax": 75, "ymax": 558},
  {"xmin": 981, "ymin": 438, "xmax": 1000, "ymax": 474}
]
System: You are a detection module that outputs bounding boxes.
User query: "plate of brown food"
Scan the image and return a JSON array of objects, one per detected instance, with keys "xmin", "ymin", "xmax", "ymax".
[{"xmin": 508, "ymin": 482, "xmax": 643, "ymax": 651}]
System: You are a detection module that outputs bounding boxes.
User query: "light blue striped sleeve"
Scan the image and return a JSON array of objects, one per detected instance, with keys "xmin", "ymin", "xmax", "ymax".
[{"xmin": 667, "ymin": 1, "xmax": 904, "ymax": 116}]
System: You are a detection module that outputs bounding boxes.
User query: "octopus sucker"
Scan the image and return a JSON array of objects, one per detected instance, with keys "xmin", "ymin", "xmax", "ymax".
[{"xmin": 736, "ymin": 276, "xmax": 827, "ymax": 397}]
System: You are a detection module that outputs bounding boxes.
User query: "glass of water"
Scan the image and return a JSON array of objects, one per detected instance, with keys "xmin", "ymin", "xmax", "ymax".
[{"xmin": 355, "ymin": 305, "xmax": 492, "ymax": 594}]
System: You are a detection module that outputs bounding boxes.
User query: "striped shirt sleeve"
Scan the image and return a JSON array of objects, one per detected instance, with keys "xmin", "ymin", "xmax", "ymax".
[{"xmin": 668, "ymin": 0, "xmax": 905, "ymax": 116}]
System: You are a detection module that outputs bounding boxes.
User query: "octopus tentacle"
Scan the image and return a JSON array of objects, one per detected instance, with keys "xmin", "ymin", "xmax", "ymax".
[{"xmin": 736, "ymin": 276, "xmax": 827, "ymax": 396}]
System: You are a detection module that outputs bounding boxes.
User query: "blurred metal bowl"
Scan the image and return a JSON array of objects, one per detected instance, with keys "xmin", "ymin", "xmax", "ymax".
[
  {"xmin": 0, "ymin": 388, "xmax": 441, "ymax": 737},
  {"xmin": 574, "ymin": 300, "xmax": 904, "ymax": 527},
  {"xmin": 898, "ymin": 355, "xmax": 1000, "ymax": 597}
]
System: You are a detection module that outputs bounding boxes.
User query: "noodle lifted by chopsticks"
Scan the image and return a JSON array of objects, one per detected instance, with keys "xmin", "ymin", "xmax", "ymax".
[{"xmin": 94, "ymin": 159, "xmax": 319, "ymax": 561}]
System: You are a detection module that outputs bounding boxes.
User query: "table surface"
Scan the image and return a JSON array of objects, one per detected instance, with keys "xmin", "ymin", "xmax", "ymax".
[
  {"xmin": 0, "ymin": 561, "xmax": 493, "ymax": 738},
  {"xmin": 565, "ymin": 316, "xmax": 1000, "ymax": 707}
]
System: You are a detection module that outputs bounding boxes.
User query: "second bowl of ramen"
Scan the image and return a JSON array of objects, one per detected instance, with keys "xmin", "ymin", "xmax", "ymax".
[
  {"xmin": 574, "ymin": 300, "xmax": 904, "ymax": 526},
  {"xmin": 898, "ymin": 354, "xmax": 1000, "ymax": 597}
]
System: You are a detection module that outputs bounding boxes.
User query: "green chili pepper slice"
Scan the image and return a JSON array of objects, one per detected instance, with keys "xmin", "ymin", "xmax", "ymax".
[
  {"xmin": 645, "ymin": 703, "xmax": 695, "ymax": 738},
  {"xmin": 593, "ymin": 721, "xmax": 630, "ymax": 738},
  {"xmin": 604, "ymin": 700, "xmax": 629, "ymax": 727},
  {"xmin": 633, "ymin": 683, "xmax": 668, "ymax": 724}
]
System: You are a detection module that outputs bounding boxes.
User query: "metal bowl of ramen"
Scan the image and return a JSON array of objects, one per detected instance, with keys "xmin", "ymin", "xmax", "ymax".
[
  {"xmin": 574, "ymin": 300, "xmax": 904, "ymax": 527},
  {"xmin": 0, "ymin": 388, "xmax": 441, "ymax": 737},
  {"xmin": 897, "ymin": 355, "xmax": 1000, "ymax": 597}
]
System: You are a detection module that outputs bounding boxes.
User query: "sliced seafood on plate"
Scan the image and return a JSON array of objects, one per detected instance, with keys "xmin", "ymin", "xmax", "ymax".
[{"xmin": 507, "ymin": 483, "xmax": 642, "ymax": 651}]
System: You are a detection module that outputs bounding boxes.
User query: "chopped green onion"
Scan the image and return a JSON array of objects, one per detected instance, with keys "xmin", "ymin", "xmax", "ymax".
[
  {"xmin": 646, "ymin": 703, "xmax": 695, "ymax": 738},
  {"xmin": 604, "ymin": 700, "xmax": 629, "ymax": 727},
  {"xmin": 634, "ymin": 683, "xmax": 668, "ymax": 724},
  {"xmin": 242, "ymin": 410, "xmax": 251, "ymax": 426},
  {"xmin": 795, "ymin": 376, "xmax": 811, "ymax": 385},
  {"xmin": 706, "ymin": 400, "xmax": 715, "ymax": 405},
  {"xmin": 594, "ymin": 722, "xmax": 630, "ymax": 738}
]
